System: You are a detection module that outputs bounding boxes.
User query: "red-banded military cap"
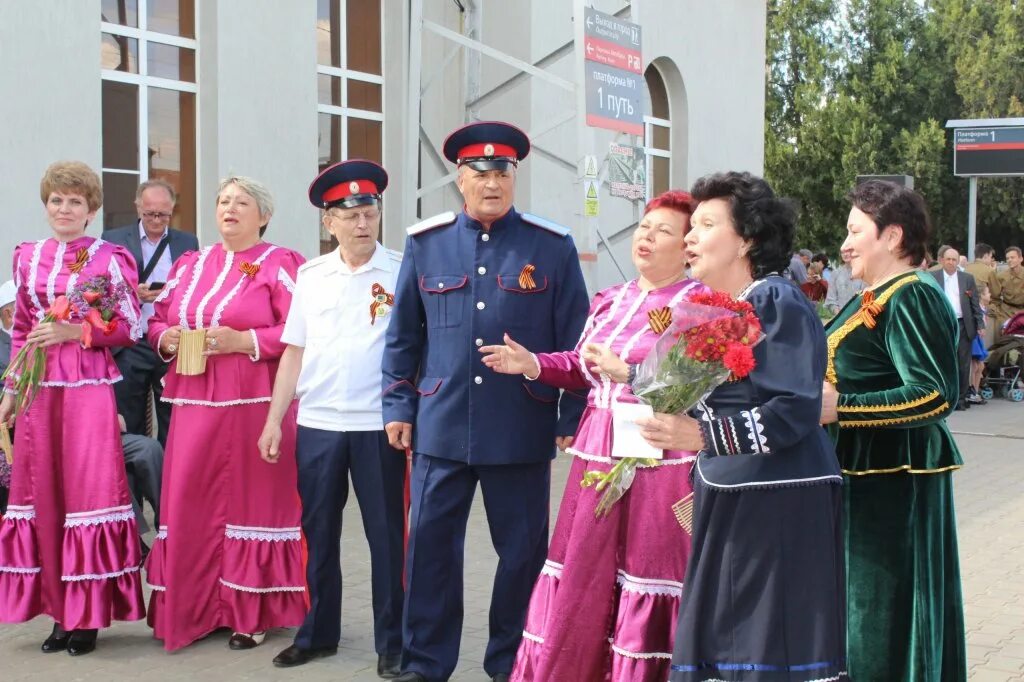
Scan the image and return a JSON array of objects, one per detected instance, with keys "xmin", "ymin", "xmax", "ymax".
[
  {"xmin": 442, "ymin": 121, "xmax": 530, "ymax": 171},
  {"xmin": 308, "ymin": 159, "xmax": 388, "ymax": 209}
]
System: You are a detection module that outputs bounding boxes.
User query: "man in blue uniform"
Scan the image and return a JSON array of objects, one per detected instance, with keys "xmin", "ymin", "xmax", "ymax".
[{"xmin": 383, "ymin": 121, "xmax": 589, "ymax": 682}]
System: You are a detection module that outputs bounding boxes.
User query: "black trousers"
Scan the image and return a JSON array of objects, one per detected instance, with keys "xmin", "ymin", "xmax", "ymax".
[
  {"xmin": 957, "ymin": 319, "xmax": 972, "ymax": 403},
  {"xmin": 113, "ymin": 338, "xmax": 171, "ymax": 446}
]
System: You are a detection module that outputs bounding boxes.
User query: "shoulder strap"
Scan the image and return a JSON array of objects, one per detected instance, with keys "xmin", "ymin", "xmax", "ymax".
[{"xmin": 140, "ymin": 237, "xmax": 170, "ymax": 283}]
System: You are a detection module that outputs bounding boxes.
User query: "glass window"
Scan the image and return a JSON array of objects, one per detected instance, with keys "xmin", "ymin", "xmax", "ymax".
[
  {"xmin": 147, "ymin": 0, "xmax": 195, "ymax": 37},
  {"xmin": 316, "ymin": 0, "xmax": 342, "ymax": 68},
  {"xmin": 147, "ymin": 42, "xmax": 196, "ymax": 82},
  {"xmin": 148, "ymin": 88, "xmax": 196, "ymax": 232},
  {"xmin": 346, "ymin": 0, "xmax": 381, "ymax": 75},
  {"xmin": 102, "ymin": 172, "xmax": 143, "ymax": 230},
  {"xmin": 348, "ymin": 118, "xmax": 382, "ymax": 162},
  {"xmin": 318, "ymin": 74, "xmax": 343, "ymax": 107},
  {"xmin": 348, "ymin": 80, "xmax": 382, "ymax": 113},
  {"xmin": 102, "ymin": 81, "xmax": 140, "ymax": 171},
  {"xmin": 101, "ymin": 0, "xmax": 139, "ymax": 27},
  {"xmin": 101, "ymin": 33, "xmax": 139, "ymax": 73},
  {"xmin": 318, "ymin": 113, "xmax": 343, "ymax": 170}
]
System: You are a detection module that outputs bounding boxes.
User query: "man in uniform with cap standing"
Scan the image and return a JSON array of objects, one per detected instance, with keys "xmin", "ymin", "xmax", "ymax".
[
  {"xmin": 383, "ymin": 121, "xmax": 590, "ymax": 682},
  {"xmin": 259, "ymin": 160, "xmax": 406, "ymax": 678}
]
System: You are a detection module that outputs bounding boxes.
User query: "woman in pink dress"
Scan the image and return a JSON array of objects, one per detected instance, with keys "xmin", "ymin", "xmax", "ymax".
[
  {"xmin": 481, "ymin": 191, "xmax": 703, "ymax": 681},
  {"xmin": 144, "ymin": 176, "xmax": 306, "ymax": 651},
  {"xmin": 0, "ymin": 161, "xmax": 145, "ymax": 655}
]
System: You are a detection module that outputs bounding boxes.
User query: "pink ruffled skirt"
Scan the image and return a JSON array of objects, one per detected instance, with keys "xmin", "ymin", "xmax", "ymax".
[
  {"xmin": 512, "ymin": 406, "xmax": 696, "ymax": 681},
  {"xmin": 0, "ymin": 384, "xmax": 145, "ymax": 629},
  {"xmin": 146, "ymin": 401, "xmax": 307, "ymax": 650}
]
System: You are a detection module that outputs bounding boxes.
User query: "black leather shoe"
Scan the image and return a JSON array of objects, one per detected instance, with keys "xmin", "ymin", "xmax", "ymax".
[
  {"xmin": 272, "ymin": 643, "xmax": 338, "ymax": 668},
  {"xmin": 377, "ymin": 653, "xmax": 401, "ymax": 678},
  {"xmin": 41, "ymin": 624, "xmax": 69, "ymax": 653},
  {"xmin": 491, "ymin": 674, "xmax": 510, "ymax": 682},
  {"xmin": 393, "ymin": 673, "xmax": 428, "ymax": 682},
  {"xmin": 66, "ymin": 629, "xmax": 98, "ymax": 656}
]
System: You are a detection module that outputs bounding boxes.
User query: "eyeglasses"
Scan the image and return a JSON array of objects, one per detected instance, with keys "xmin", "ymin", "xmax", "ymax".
[
  {"xmin": 330, "ymin": 209, "xmax": 381, "ymax": 225},
  {"xmin": 142, "ymin": 211, "xmax": 173, "ymax": 221}
]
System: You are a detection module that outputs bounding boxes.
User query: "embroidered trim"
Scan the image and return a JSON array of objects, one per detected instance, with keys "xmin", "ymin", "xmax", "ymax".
[
  {"xmin": 224, "ymin": 525, "xmax": 301, "ymax": 542},
  {"xmin": 741, "ymin": 409, "xmax": 769, "ymax": 454},
  {"xmin": 277, "ymin": 266, "xmax": 296, "ymax": 293},
  {"xmin": 161, "ymin": 396, "xmax": 272, "ymax": 407},
  {"xmin": 210, "ymin": 246, "xmax": 277, "ymax": 328},
  {"xmin": 64, "ymin": 505, "xmax": 135, "ymax": 527},
  {"xmin": 177, "ymin": 246, "xmax": 213, "ymax": 328},
  {"xmin": 248, "ymin": 329, "xmax": 260, "ymax": 362},
  {"xmin": 836, "ymin": 390, "xmax": 941, "ymax": 413},
  {"xmin": 825, "ymin": 274, "xmax": 918, "ymax": 384},
  {"xmin": 62, "ymin": 565, "xmax": 141, "ymax": 582},
  {"xmin": 28, "ymin": 240, "xmax": 45, "ymax": 319},
  {"xmin": 539, "ymin": 559, "xmax": 563, "ymax": 578},
  {"xmin": 219, "ymin": 578, "xmax": 305, "ymax": 594},
  {"xmin": 598, "ymin": 291, "xmax": 648, "ymax": 408},
  {"xmin": 194, "ymin": 250, "xmax": 235, "ymax": 328},
  {"xmin": 576, "ymin": 283, "xmax": 632, "ymax": 399},
  {"xmin": 610, "ymin": 643, "xmax": 672, "ymax": 660},
  {"xmin": 66, "ymin": 238, "xmax": 104, "ymax": 294},
  {"xmin": 152, "ymin": 273, "xmax": 181, "ymax": 304},
  {"xmin": 616, "ymin": 570, "xmax": 683, "ymax": 597},
  {"xmin": 696, "ymin": 457, "xmax": 843, "ymax": 490},
  {"xmin": 34, "ymin": 377, "xmax": 121, "ymax": 388},
  {"xmin": 108, "ymin": 254, "xmax": 142, "ymax": 340},
  {"xmin": 838, "ymin": 402, "xmax": 949, "ymax": 427},
  {"xmin": 146, "ymin": 582, "xmax": 166, "ymax": 592},
  {"xmin": 2, "ymin": 505, "xmax": 36, "ymax": 520},
  {"xmin": 0, "ymin": 565, "xmax": 42, "ymax": 574},
  {"xmin": 842, "ymin": 464, "xmax": 962, "ymax": 476},
  {"xmin": 46, "ymin": 240, "xmax": 67, "ymax": 311}
]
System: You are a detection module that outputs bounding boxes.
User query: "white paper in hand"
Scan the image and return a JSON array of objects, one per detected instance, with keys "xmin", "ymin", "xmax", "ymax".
[{"xmin": 611, "ymin": 402, "xmax": 662, "ymax": 460}]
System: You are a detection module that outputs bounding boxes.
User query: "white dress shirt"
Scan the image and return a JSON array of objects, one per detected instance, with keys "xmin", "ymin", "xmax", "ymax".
[
  {"xmin": 280, "ymin": 244, "xmax": 402, "ymax": 431},
  {"xmin": 138, "ymin": 222, "xmax": 173, "ymax": 331},
  {"xmin": 943, "ymin": 270, "xmax": 963, "ymax": 319}
]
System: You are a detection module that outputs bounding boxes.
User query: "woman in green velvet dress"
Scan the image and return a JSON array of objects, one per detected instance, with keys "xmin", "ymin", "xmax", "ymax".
[{"xmin": 821, "ymin": 180, "xmax": 967, "ymax": 681}]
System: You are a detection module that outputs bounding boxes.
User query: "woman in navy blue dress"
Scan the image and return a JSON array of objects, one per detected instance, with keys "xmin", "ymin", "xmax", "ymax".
[{"xmin": 640, "ymin": 172, "xmax": 847, "ymax": 682}]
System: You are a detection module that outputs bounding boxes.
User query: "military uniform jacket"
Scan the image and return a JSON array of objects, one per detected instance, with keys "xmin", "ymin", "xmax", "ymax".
[{"xmin": 381, "ymin": 207, "xmax": 590, "ymax": 465}]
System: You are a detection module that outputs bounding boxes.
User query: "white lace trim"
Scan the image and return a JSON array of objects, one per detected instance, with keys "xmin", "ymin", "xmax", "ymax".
[
  {"xmin": 277, "ymin": 266, "xmax": 295, "ymax": 293},
  {"xmin": 696, "ymin": 675, "xmax": 846, "ymax": 682},
  {"xmin": 0, "ymin": 565, "xmax": 42, "ymax": 574},
  {"xmin": 155, "ymin": 329, "xmax": 175, "ymax": 362},
  {"xmin": 45, "ymin": 240, "xmax": 67, "ymax": 313},
  {"xmin": 28, "ymin": 240, "xmax": 45, "ymax": 319},
  {"xmin": 153, "ymin": 269, "xmax": 182, "ymax": 304},
  {"xmin": 219, "ymin": 578, "xmax": 305, "ymax": 594},
  {"xmin": 224, "ymin": 525, "xmax": 301, "ymax": 542},
  {"xmin": 108, "ymin": 254, "xmax": 142, "ymax": 340},
  {"xmin": 597, "ymin": 290, "xmax": 647, "ymax": 408},
  {"xmin": 177, "ymin": 246, "xmax": 213, "ymax": 328},
  {"xmin": 210, "ymin": 246, "xmax": 277, "ymax": 328},
  {"xmin": 539, "ymin": 559, "xmax": 563, "ymax": 579},
  {"xmin": 161, "ymin": 396, "xmax": 272, "ymax": 407},
  {"xmin": 616, "ymin": 570, "xmax": 683, "ymax": 597},
  {"xmin": 65, "ymin": 238, "xmax": 104, "ymax": 295},
  {"xmin": 248, "ymin": 328, "xmax": 260, "ymax": 362},
  {"xmin": 610, "ymin": 642, "xmax": 672, "ymax": 660},
  {"xmin": 64, "ymin": 504, "xmax": 135, "ymax": 527},
  {"xmin": 521, "ymin": 630, "xmax": 544, "ymax": 644},
  {"xmin": 567, "ymin": 447, "xmax": 696, "ymax": 467},
  {"xmin": 37, "ymin": 377, "xmax": 121, "ymax": 388},
  {"xmin": 155, "ymin": 526, "xmax": 168, "ymax": 540},
  {"xmin": 3, "ymin": 505, "xmax": 36, "ymax": 521},
  {"xmin": 743, "ymin": 407, "xmax": 770, "ymax": 454},
  {"xmin": 62, "ymin": 565, "xmax": 141, "ymax": 582},
  {"xmin": 146, "ymin": 582, "xmax": 166, "ymax": 592},
  {"xmin": 576, "ymin": 283, "xmax": 632, "ymax": 400},
  {"xmin": 194, "ymin": 250, "xmax": 235, "ymax": 328}
]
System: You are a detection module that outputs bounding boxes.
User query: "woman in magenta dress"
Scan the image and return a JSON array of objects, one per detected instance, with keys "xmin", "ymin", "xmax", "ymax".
[
  {"xmin": 0, "ymin": 161, "xmax": 145, "ymax": 655},
  {"xmin": 144, "ymin": 176, "xmax": 306, "ymax": 651},
  {"xmin": 481, "ymin": 191, "xmax": 703, "ymax": 681}
]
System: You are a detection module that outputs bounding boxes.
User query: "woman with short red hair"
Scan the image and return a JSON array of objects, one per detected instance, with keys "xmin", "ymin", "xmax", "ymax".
[{"xmin": 481, "ymin": 190, "xmax": 704, "ymax": 681}]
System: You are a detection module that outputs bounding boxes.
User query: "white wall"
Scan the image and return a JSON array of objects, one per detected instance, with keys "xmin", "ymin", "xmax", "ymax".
[{"xmin": 0, "ymin": 1, "xmax": 103, "ymax": 275}]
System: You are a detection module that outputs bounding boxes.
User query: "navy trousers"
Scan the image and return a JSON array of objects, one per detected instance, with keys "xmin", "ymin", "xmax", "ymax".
[
  {"xmin": 293, "ymin": 427, "xmax": 406, "ymax": 655},
  {"xmin": 402, "ymin": 454, "xmax": 551, "ymax": 681},
  {"xmin": 112, "ymin": 339, "xmax": 171, "ymax": 446}
]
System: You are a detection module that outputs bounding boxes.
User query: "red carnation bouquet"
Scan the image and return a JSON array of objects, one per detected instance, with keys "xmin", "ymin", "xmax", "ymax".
[
  {"xmin": 581, "ymin": 290, "xmax": 762, "ymax": 516},
  {"xmin": 2, "ymin": 275, "xmax": 129, "ymax": 418}
]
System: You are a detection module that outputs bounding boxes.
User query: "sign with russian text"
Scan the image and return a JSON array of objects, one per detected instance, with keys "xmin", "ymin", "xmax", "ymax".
[
  {"xmin": 583, "ymin": 8, "xmax": 644, "ymax": 136},
  {"xmin": 953, "ymin": 127, "xmax": 1024, "ymax": 176}
]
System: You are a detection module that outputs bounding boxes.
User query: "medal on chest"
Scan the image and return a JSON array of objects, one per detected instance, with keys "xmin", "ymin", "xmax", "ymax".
[{"xmin": 369, "ymin": 282, "xmax": 395, "ymax": 325}]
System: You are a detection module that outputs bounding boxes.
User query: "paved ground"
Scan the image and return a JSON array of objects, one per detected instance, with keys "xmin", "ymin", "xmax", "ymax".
[{"xmin": 1, "ymin": 400, "xmax": 1022, "ymax": 681}]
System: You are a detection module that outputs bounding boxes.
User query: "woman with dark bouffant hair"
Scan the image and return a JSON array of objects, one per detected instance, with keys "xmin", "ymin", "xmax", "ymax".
[
  {"xmin": 648, "ymin": 172, "xmax": 847, "ymax": 682},
  {"xmin": 482, "ymin": 190, "xmax": 705, "ymax": 681}
]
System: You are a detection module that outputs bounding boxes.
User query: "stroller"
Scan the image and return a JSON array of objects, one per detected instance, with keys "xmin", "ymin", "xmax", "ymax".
[{"xmin": 982, "ymin": 311, "xmax": 1024, "ymax": 402}]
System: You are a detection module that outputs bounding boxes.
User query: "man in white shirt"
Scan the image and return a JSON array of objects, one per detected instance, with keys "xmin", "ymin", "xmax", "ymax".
[
  {"xmin": 259, "ymin": 161, "xmax": 404, "ymax": 678},
  {"xmin": 932, "ymin": 248, "xmax": 983, "ymax": 410},
  {"xmin": 104, "ymin": 180, "xmax": 198, "ymax": 445}
]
